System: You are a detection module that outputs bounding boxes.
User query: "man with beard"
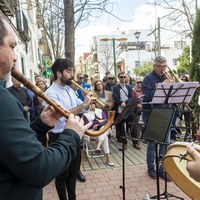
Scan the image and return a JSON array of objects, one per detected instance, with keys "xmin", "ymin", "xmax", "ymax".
[
  {"xmin": 0, "ymin": 17, "xmax": 91, "ymax": 200},
  {"xmin": 45, "ymin": 58, "xmax": 95, "ymax": 200}
]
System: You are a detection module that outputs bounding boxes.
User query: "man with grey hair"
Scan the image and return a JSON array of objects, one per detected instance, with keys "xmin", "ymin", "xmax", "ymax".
[{"xmin": 141, "ymin": 56, "xmax": 171, "ymax": 181}]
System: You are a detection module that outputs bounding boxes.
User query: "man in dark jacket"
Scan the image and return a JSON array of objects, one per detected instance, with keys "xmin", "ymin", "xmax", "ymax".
[
  {"xmin": 8, "ymin": 77, "xmax": 32, "ymax": 121},
  {"xmin": 112, "ymin": 71, "xmax": 134, "ymax": 149},
  {"xmin": 0, "ymin": 17, "xmax": 91, "ymax": 200}
]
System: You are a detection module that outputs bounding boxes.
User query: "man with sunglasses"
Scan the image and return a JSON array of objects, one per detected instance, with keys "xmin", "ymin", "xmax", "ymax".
[
  {"xmin": 76, "ymin": 73, "xmax": 91, "ymax": 101},
  {"xmin": 112, "ymin": 71, "xmax": 134, "ymax": 149},
  {"xmin": 105, "ymin": 74, "xmax": 116, "ymax": 91}
]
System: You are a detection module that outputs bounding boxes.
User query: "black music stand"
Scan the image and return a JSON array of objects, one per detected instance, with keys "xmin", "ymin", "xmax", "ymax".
[
  {"xmin": 114, "ymin": 98, "xmax": 141, "ymax": 125},
  {"xmin": 118, "ymin": 96, "xmax": 144, "ymax": 200},
  {"xmin": 151, "ymin": 81, "xmax": 199, "ymax": 142},
  {"xmin": 141, "ymin": 107, "xmax": 184, "ymax": 200}
]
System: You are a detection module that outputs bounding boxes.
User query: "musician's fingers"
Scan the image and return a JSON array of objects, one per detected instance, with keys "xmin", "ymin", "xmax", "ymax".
[
  {"xmin": 187, "ymin": 146, "xmax": 200, "ymax": 160},
  {"xmin": 43, "ymin": 105, "xmax": 54, "ymax": 113},
  {"xmin": 68, "ymin": 113, "xmax": 75, "ymax": 120},
  {"xmin": 79, "ymin": 118, "xmax": 84, "ymax": 125},
  {"xmin": 74, "ymin": 115, "xmax": 80, "ymax": 121},
  {"xmin": 186, "ymin": 161, "xmax": 199, "ymax": 182}
]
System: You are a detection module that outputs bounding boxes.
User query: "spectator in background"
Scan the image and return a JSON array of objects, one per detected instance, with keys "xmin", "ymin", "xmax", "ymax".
[
  {"xmin": 82, "ymin": 102, "xmax": 114, "ymax": 166},
  {"xmin": 90, "ymin": 76, "xmax": 96, "ymax": 90},
  {"xmin": 180, "ymin": 75, "xmax": 189, "ymax": 82},
  {"xmin": 36, "ymin": 79, "xmax": 48, "ymax": 92},
  {"xmin": 35, "ymin": 75, "xmax": 42, "ymax": 83},
  {"xmin": 131, "ymin": 77, "xmax": 143, "ymax": 150},
  {"xmin": 77, "ymin": 73, "xmax": 91, "ymax": 101},
  {"xmin": 125, "ymin": 74, "xmax": 135, "ymax": 88},
  {"xmin": 84, "ymin": 74, "xmax": 89, "ymax": 83},
  {"xmin": 179, "ymin": 74, "xmax": 191, "ymax": 138},
  {"xmin": 93, "ymin": 79, "xmax": 114, "ymax": 117},
  {"xmin": 8, "ymin": 77, "xmax": 32, "ymax": 122},
  {"xmin": 105, "ymin": 74, "xmax": 116, "ymax": 91},
  {"xmin": 112, "ymin": 71, "xmax": 134, "ymax": 150},
  {"xmin": 32, "ymin": 80, "xmax": 48, "ymax": 121}
]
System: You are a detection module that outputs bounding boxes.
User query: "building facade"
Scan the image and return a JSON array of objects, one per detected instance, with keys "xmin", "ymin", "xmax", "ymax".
[
  {"xmin": 82, "ymin": 29, "xmax": 187, "ymax": 79},
  {"xmin": 0, "ymin": 0, "xmax": 44, "ymax": 86}
]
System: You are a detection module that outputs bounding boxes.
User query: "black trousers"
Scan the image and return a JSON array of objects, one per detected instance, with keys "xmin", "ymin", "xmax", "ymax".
[{"xmin": 49, "ymin": 132, "xmax": 81, "ymax": 200}]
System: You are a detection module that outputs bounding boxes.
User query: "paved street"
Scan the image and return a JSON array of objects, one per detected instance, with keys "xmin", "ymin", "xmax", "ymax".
[{"xmin": 43, "ymin": 137, "xmax": 191, "ymax": 200}]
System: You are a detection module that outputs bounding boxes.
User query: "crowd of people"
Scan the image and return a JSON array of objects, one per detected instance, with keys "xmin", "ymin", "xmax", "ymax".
[{"xmin": 1, "ymin": 17, "xmax": 200, "ymax": 200}]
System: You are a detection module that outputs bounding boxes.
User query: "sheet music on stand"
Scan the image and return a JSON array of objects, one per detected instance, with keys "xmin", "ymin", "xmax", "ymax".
[{"xmin": 151, "ymin": 82, "xmax": 199, "ymax": 104}]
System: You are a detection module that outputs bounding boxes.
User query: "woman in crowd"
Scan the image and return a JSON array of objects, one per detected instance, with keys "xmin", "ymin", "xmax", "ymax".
[
  {"xmin": 82, "ymin": 102, "xmax": 114, "ymax": 166},
  {"xmin": 131, "ymin": 77, "xmax": 143, "ymax": 150},
  {"xmin": 32, "ymin": 80, "xmax": 48, "ymax": 145},
  {"xmin": 93, "ymin": 80, "xmax": 114, "ymax": 116},
  {"xmin": 125, "ymin": 74, "xmax": 135, "ymax": 88}
]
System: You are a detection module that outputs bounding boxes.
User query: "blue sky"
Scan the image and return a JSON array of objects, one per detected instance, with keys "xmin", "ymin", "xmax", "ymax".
[
  {"xmin": 97, "ymin": 0, "xmax": 148, "ymax": 27},
  {"xmin": 75, "ymin": 0, "xmax": 154, "ymax": 59}
]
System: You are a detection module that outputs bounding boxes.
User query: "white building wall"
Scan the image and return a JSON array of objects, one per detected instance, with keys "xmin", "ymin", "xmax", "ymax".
[{"xmin": 92, "ymin": 29, "xmax": 184, "ymax": 79}]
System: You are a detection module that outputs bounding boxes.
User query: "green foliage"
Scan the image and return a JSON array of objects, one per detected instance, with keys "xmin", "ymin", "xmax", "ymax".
[
  {"xmin": 133, "ymin": 61, "xmax": 153, "ymax": 77},
  {"xmin": 177, "ymin": 46, "xmax": 190, "ymax": 76},
  {"xmin": 190, "ymin": 8, "xmax": 200, "ymax": 131},
  {"xmin": 191, "ymin": 8, "xmax": 200, "ymax": 82}
]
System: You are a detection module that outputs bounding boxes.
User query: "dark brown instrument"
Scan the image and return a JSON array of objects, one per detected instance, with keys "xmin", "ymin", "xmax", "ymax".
[{"xmin": 11, "ymin": 67, "xmax": 115, "ymax": 137}]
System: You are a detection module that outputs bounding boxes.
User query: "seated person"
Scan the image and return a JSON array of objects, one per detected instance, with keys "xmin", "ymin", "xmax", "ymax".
[{"xmin": 82, "ymin": 102, "xmax": 114, "ymax": 167}]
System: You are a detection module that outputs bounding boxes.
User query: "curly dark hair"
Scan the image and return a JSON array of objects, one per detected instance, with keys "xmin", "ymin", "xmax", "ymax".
[{"xmin": 51, "ymin": 58, "xmax": 74, "ymax": 79}]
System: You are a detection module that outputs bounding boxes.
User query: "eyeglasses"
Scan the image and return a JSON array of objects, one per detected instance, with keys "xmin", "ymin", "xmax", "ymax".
[
  {"xmin": 79, "ymin": 77, "xmax": 84, "ymax": 79},
  {"xmin": 119, "ymin": 76, "xmax": 126, "ymax": 79},
  {"xmin": 108, "ymin": 78, "xmax": 114, "ymax": 80},
  {"xmin": 137, "ymin": 82, "xmax": 142, "ymax": 84},
  {"xmin": 96, "ymin": 83, "xmax": 102, "ymax": 86}
]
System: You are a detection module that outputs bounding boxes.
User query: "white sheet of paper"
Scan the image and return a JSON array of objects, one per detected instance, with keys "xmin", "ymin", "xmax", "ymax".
[{"xmin": 151, "ymin": 82, "xmax": 199, "ymax": 104}]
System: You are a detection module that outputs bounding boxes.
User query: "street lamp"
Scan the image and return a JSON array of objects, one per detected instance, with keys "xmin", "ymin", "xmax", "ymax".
[
  {"xmin": 100, "ymin": 37, "xmax": 127, "ymax": 76},
  {"xmin": 134, "ymin": 31, "xmax": 141, "ymax": 66}
]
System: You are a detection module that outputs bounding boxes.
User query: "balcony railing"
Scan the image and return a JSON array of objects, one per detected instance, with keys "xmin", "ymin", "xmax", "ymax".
[
  {"xmin": 16, "ymin": 11, "xmax": 31, "ymax": 42},
  {"xmin": 0, "ymin": 0, "xmax": 17, "ymax": 17}
]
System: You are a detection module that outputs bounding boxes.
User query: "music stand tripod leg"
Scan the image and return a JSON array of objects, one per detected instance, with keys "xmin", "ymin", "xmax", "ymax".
[
  {"xmin": 119, "ymin": 139, "xmax": 126, "ymax": 200},
  {"xmin": 150, "ymin": 143, "xmax": 161, "ymax": 200}
]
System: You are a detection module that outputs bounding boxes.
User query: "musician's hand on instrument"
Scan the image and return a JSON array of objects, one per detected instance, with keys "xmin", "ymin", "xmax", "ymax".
[
  {"xmin": 24, "ymin": 106, "xmax": 30, "ymax": 112},
  {"xmin": 83, "ymin": 92, "xmax": 96, "ymax": 108},
  {"xmin": 186, "ymin": 146, "xmax": 200, "ymax": 182},
  {"xmin": 64, "ymin": 114, "xmax": 92, "ymax": 138},
  {"xmin": 40, "ymin": 105, "xmax": 63, "ymax": 127},
  {"xmin": 121, "ymin": 102, "xmax": 126, "ymax": 107}
]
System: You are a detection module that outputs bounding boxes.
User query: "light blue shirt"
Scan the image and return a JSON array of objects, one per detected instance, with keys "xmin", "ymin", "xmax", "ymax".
[{"xmin": 45, "ymin": 82, "xmax": 84, "ymax": 133}]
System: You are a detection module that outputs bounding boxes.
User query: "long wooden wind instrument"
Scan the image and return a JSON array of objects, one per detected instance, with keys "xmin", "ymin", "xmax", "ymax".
[
  {"xmin": 11, "ymin": 67, "xmax": 115, "ymax": 137},
  {"xmin": 70, "ymin": 79, "xmax": 106, "ymax": 108}
]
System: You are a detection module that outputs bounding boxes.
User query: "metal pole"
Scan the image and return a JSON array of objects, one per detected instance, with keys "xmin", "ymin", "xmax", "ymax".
[
  {"xmin": 112, "ymin": 38, "xmax": 117, "ymax": 76},
  {"xmin": 157, "ymin": 17, "xmax": 161, "ymax": 56},
  {"xmin": 137, "ymin": 38, "xmax": 140, "ymax": 64}
]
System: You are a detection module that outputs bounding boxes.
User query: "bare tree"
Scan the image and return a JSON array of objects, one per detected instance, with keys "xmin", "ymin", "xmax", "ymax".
[
  {"xmin": 38, "ymin": 0, "xmax": 131, "ymax": 62},
  {"xmin": 39, "ymin": 0, "xmax": 65, "ymax": 60},
  {"xmin": 98, "ymin": 43, "xmax": 113, "ymax": 74},
  {"xmin": 151, "ymin": 0, "xmax": 197, "ymax": 39}
]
